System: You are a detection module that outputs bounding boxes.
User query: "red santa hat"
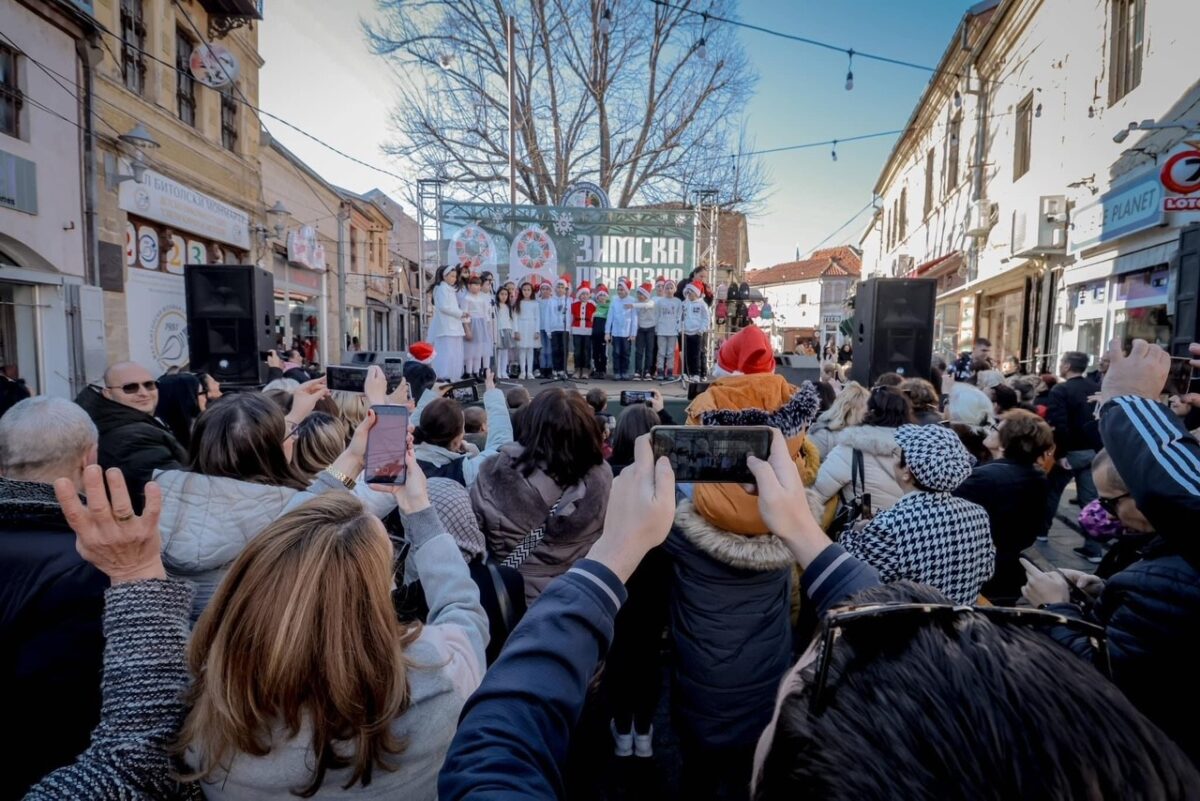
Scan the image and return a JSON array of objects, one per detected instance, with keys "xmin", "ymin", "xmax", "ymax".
[
  {"xmin": 636, "ymin": 282, "xmax": 653, "ymax": 299},
  {"xmin": 595, "ymin": 284, "xmax": 610, "ymax": 298},
  {"xmin": 556, "ymin": 274, "xmax": 571, "ymax": 288},
  {"xmin": 576, "ymin": 281, "xmax": 592, "ymax": 297},
  {"xmin": 408, "ymin": 341, "xmax": 435, "ymax": 365},
  {"xmin": 664, "ymin": 278, "xmax": 678, "ymax": 290},
  {"xmin": 682, "ymin": 282, "xmax": 702, "ymax": 298},
  {"xmin": 713, "ymin": 325, "xmax": 775, "ymax": 377},
  {"xmin": 617, "ymin": 276, "xmax": 631, "ymax": 289}
]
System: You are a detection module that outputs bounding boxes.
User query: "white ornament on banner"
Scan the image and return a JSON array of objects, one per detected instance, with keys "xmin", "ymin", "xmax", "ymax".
[
  {"xmin": 187, "ymin": 240, "xmax": 207, "ymax": 265},
  {"xmin": 137, "ymin": 226, "xmax": 159, "ymax": 271},
  {"xmin": 448, "ymin": 221, "xmax": 498, "ymax": 273},
  {"xmin": 508, "ymin": 224, "xmax": 558, "ymax": 285},
  {"xmin": 165, "ymin": 235, "xmax": 186, "ymax": 274}
]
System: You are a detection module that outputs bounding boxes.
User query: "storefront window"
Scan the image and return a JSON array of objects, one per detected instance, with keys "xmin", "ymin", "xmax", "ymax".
[
  {"xmin": 934, "ymin": 302, "xmax": 960, "ymax": 362},
  {"xmin": 0, "ymin": 282, "xmax": 40, "ymax": 393},
  {"xmin": 1114, "ymin": 306, "xmax": 1170, "ymax": 350},
  {"xmin": 979, "ymin": 288, "xmax": 1024, "ymax": 368},
  {"xmin": 1076, "ymin": 319, "xmax": 1105, "ymax": 368},
  {"xmin": 1115, "ymin": 265, "xmax": 1169, "ymax": 302}
]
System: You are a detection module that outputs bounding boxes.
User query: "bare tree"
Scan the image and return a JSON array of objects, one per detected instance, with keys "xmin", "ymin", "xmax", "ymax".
[{"xmin": 365, "ymin": 0, "xmax": 765, "ymax": 210}]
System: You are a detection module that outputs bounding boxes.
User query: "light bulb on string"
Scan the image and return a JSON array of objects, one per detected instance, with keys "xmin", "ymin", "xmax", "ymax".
[
  {"xmin": 831, "ymin": 140, "xmax": 838, "ymax": 162},
  {"xmin": 1035, "ymin": 102, "xmax": 1042, "ymax": 118},
  {"xmin": 696, "ymin": 36, "xmax": 707, "ymax": 59},
  {"xmin": 599, "ymin": 6, "xmax": 613, "ymax": 35},
  {"xmin": 844, "ymin": 49, "xmax": 854, "ymax": 91}
]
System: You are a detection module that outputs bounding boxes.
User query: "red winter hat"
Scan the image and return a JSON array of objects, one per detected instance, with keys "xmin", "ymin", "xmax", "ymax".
[
  {"xmin": 595, "ymin": 284, "xmax": 610, "ymax": 297},
  {"xmin": 577, "ymin": 281, "xmax": 592, "ymax": 295},
  {"xmin": 715, "ymin": 325, "xmax": 775, "ymax": 376},
  {"xmin": 617, "ymin": 276, "xmax": 631, "ymax": 289},
  {"xmin": 408, "ymin": 341, "xmax": 435, "ymax": 365},
  {"xmin": 637, "ymin": 282, "xmax": 653, "ymax": 298},
  {"xmin": 557, "ymin": 274, "xmax": 571, "ymax": 287}
]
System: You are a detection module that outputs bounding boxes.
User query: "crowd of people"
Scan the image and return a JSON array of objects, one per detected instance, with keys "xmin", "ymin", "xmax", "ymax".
[
  {"xmin": 2, "ymin": 318, "xmax": 1200, "ymax": 799},
  {"xmin": 425, "ymin": 264, "xmax": 718, "ymax": 383}
]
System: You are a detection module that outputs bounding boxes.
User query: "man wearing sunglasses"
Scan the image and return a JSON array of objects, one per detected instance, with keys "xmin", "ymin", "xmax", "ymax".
[{"xmin": 74, "ymin": 362, "xmax": 185, "ymax": 513}]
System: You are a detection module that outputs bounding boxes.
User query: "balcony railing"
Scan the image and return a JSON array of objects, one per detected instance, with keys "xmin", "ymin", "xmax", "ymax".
[{"xmin": 200, "ymin": 0, "xmax": 263, "ymax": 39}]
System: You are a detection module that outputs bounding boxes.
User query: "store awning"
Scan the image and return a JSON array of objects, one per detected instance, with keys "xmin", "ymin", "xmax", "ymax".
[
  {"xmin": 937, "ymin": 263, "xmax": 1034, "ymax": 302},
  {"xmin": 915, "ymin": 251, "xmax": 962, "ymax": 278}
]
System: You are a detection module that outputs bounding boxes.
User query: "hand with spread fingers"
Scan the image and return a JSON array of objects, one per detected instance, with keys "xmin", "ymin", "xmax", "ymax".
[
  {"xmin": 53, "ymin": 466, "xmax": 166, "ymax": 584},
  {"xmin": 1099, "ymin": 337, "xmax": 1171, "ymax": 406},
  {"xmin": 287, "ymin": 376, "xmax": 330, "ymax": 425},
  {"xmin": 746, "ymin": 428, "xmax": 830, "ymax": 568}
]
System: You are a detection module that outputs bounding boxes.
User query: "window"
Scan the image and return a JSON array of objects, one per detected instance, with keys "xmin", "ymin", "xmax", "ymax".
[
  {"xmin": 176, "ymin": 31, "xmax": 196, "ymax": 127},
  {"xmin": 1014, "ymin": 94, "xmax": 1033, "ymax": 180},
  {"xmin": 898, "ymin": 188, "xmax": 908, "ymax": 242},
  {"xmin": 945, "ymin": 116, "xmax": 961, "ymax": 193},
  {"xmin": 800, "ymin": 294, "xmax": 807, "ymax": 304},
  {"xmin": 350, "ymin": 226, "xmax": 359, "ymax": 273},
  {"xmin": 120, "ymin": 0, "xmax": 147, "ymax": 95},
  {"xmin": 220, "ymin": 87, "xmax": 238, "ymax": 151},
  {"xmin": 923, "ymin": 148, "xmax": 935, "ymax": 217},
  {"xmin": 1109, "ymin": 0, "xmax": 1145, "ymax": 104},
  {"xmin": 0, "ymin": 45, "xmax": 21, "ymax": 138}
]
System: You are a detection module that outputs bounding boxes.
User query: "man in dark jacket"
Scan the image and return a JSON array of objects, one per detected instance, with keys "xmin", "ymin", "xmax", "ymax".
[
  {"xmin": 954, "ymin": 409, "xmax": 1053, "ymax": 604},
  {"xmin": 1023, "ymin": 339, "xmax": 1200, "ymax": 763},
  {"xmin": 75, "ymin": 362, "xmax": 185, "ymax": 512},
  {"xmin": 0, "ymin": 396, "xmax": 110, "ymax": 797},
  {"xmin": 1044, "ymin": 351, "xmax": 1101, "ymax": 556}
]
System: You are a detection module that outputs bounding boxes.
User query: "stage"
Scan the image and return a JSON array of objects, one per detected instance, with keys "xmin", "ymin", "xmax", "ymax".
[{"xmin": 492, "ymin": 374, "xmax": 696, "ymax": 419}]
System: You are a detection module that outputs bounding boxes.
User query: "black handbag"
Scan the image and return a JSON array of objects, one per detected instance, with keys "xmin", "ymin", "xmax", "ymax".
[{"xmin": 829, "ymin": 449, "xmax": 872, "ymax": 539}]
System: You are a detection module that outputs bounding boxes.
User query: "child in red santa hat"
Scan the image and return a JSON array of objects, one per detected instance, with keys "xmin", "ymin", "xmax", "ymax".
[{"xmin": 571, "ymin": 282, "xmax": 596, "ymax": 378}]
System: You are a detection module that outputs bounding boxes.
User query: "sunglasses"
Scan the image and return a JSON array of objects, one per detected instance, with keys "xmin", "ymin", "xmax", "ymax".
[
  {"xmin": 809, "ymin": 602, "xmax": 1110, "ymax": 715},
  {"xmin": 107, "ymin": 381, "xmax": 158, "ymax": 394},
  {"xmin": 1097, "ymin": 493, "xmax": 1130, "ymax": 516}
]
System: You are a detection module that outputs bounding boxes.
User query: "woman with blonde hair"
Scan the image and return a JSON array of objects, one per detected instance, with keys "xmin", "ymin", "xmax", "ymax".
[
  {"xmin": 180, "ymin": 433, "xmax": 487, "ymax": 798},
  {"xmin": 806, "ymin": 381, "xmax": 869, "ymax": 459},
  {"xmin": 290, "ymin": 411, "xmax": 348, "ymax": 477},
  {"xmin": 331, "ymin": 390, "xmax": 367, "ymax": 435}
]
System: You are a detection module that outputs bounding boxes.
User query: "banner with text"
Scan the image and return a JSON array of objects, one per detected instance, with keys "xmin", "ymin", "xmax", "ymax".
[{"xmin": 441, "ymin": 202, "xmax": 696, "ymax": 289}]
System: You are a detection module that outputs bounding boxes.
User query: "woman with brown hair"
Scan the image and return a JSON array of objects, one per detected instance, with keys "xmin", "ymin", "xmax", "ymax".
[
  {"xmin": 470, "ymin": 387, "xmax": 613, "ymax": 603},
  {"xmin": 290, "ymin": 411, "xmax": 348, "ymax": 477},
  {"xmin": 155, "ymin": 391, "xmax": 393, "ymax": 620},
  {"xmin": 900, "ymin": 377, "xmax": 943, "ymax": 426}
]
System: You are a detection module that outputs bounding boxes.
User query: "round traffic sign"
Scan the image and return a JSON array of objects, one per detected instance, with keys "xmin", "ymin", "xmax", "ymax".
[{"xmin": 1160, "ymin": 150, "xmax": 1200, "ymax": 195}]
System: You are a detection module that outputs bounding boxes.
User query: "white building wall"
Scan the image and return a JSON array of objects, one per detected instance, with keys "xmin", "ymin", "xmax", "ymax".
[{"xmin": 753, "ymin": 277, "xmax": 822, "ymax": 331}]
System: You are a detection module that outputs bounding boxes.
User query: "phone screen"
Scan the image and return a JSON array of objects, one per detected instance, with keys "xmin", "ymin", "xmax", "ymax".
[
  {"xmin": 1164, "ymin": 357, "xmax": 1194, "ymax": 396},
  {"xmin": 447, "ymin": 381, "xmax": 480, "ymax": 403},
  {"xmin": 620, "ymin": 390, "xmax": 652, "ymax": 405},
  {"xmin": 365, "ymin": 405, "xmax": 409, "ymax": 484},
  {"xmin": 326, "ymin": 365, "xmax": 367, "ymax": 393},
  {"xmin": 651, "ymin": 425, "xmax": 772, "ymax": 484}
]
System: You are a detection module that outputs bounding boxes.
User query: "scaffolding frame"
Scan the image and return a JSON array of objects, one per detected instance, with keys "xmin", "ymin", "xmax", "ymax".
[
  {"xmin": 693, "ymin": 189, "xmax": 720, "ymax": 366},
  {"xmin": 416, "ymin": 179, "xmax": 444, "ymax": 338}
]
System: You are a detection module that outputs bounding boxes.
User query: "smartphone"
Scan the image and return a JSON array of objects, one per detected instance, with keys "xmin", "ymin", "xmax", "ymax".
[
  {"xmin": 1163, "ymin": 357, "xmax": 1194, "ymax": 396},
  {"xmin": 326, "ymin": 365, "xmax": 404, "ymax": 393},
  {"xmin": 446, "ymin": 380, "xmax": 481, "ymax": 404},
  {"xmin": 620, "ymin": 390, "xmax": 653, "ymax": 405},
  {"xmin": 651, "ymin": 425, "xmax": 772, "ymax": 484},
  {"xmin": 365, "ymin": 405, "xmax": 409, "ymax": 485}
]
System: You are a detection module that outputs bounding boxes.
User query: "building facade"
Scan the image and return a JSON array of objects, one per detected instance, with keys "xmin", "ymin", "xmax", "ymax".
[
  {"xmin": 747, "ymin": 246, "xmax": 860, "ymax": 353},
  {"xmin": 337, "ymin": 190, "xmax": 391, "ymax": 353},
  {"xmin": 363, "ymin": 187, "xmax": 421, "ymax": 349},
  {"xmin": 861, "ymin": 0, "xmax": 1200, "ymax": 373},
  {"xmin": 1, "ymin": 0, "xmax": 104, "ymax": 398},
  {"xmin": 90, "ymin": 0, "xmax": 265, "ymax": 373}
]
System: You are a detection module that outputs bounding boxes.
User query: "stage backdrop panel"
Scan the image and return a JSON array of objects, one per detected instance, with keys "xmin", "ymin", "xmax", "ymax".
[{"xmin": 441, "ymin": 201, "xmax": 697, "ymax": 288}]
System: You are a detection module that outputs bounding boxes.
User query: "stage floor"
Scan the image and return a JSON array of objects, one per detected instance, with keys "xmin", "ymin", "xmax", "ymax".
[{"xmin": 494, "ymin": 375, "xmax": 695, "ymax": 400}]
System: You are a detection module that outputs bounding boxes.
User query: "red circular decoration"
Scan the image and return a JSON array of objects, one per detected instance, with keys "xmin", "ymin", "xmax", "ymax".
[{"xmin": 1160, "ymin": 150, "xmax": 1200, "ymax": 195}]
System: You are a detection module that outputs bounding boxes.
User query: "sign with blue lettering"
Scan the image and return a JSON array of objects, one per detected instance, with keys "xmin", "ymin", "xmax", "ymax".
[{"xmin": 1068, "ymin": 169, "xmax": 1165, "ymax": 255}]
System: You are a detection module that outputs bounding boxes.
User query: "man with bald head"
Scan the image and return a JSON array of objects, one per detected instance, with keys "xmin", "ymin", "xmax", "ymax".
[{"xmin": 75, "ymin": 361, "xmax": 185, "ymax": 511}]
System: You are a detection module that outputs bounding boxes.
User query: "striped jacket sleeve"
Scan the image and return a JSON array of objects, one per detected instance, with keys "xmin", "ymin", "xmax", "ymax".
[{"xmin": 1099, "ymin": 395, "xmax": 1200, "ymax": 529}]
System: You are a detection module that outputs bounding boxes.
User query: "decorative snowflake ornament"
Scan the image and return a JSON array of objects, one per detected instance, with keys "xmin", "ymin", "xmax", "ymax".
[{"xmin": 549, "ymin": 210, "xmax": 575, "ymax": 236}]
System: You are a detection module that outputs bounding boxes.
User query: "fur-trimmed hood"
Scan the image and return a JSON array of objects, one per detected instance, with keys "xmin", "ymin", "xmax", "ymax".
[
  {"xmin": 834, "ymin": 424, "xmax": 900, "ymax": 457},
  {"xmin": 673, "ymin": 498, "xmax": 794, "ymax": 571}
]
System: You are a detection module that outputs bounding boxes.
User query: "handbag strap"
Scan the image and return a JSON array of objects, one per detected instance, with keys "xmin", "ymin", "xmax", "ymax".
[
  {"xmin": 501, "ymin": 499, "xmax": 563, "ymax": 569},
  {"xmin": 850, "ymin": 449, "xmax": 865, "ymax": 503},
  {"xmin": 484, "ymin": 560, "xmax": 517, "ymax": 631}
]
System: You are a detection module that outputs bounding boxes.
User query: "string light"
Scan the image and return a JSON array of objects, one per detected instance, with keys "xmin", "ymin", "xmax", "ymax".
[
  {"xmin": 599, "ymin": 5, "xmax": 613, "ymax": 35},
  {"xmin": 831, "ymin": 140, "xmax": 838, "ymax": 161},
  {"xmin": 1035, "ymin": 102, "xmax": 1042, "ymax": 118},
  {"xmin": 844, "ymin": 49, "xmax": 854, "ymax": 91},
  {"xmin": 696, "ymin": 11, "xmax": 709, "ymax": 60}
]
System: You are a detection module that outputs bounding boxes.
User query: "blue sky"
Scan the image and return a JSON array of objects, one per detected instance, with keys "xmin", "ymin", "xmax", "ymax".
[{"xmin": 259, "ymin": 0, "xmax": 974, "ymax": 268}]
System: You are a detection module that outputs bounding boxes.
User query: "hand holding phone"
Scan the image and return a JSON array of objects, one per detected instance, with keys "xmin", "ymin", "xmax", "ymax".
[
  {"xmin": 620, "ymin": 390, "xmax": 653, "ymax": 406},
  {"xmin": 365, "ymin": 405, "xmax": 409, "ymax": 485},
  {"xmin": 651, "ymin": 425, "xmax": 771, "ymax": 484},
  {"xmin": 1019, "ymin": 557, "xmax": 1072, "ymax": 606}
]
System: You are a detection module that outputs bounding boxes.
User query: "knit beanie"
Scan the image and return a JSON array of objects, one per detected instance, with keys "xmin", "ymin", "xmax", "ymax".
[
  {"xmin": 713, "ymin": 325, "xmax": 775, "ymax": 376},
  {"xmin": 894, "ymin": 423, "xmax": 973, "ymax": 492},
  {"xmin": 427, "ymin": 478, "xmax": 485, "ymax": 559}
]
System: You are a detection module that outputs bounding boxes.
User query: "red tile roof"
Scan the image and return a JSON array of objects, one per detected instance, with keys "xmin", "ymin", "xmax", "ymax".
[{"xmin": 747, "ymin": 247, "xmax": 862, "ymax": 286}]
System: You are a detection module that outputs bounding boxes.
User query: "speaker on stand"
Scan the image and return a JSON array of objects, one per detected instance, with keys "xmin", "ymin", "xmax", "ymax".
[
  {"xmin": 848, "ymin": 278, "xmax": 937, "ymax": 387},
  {"xmin": 185, "ymin": 264, "xmax": 275, "ymax": 389}
]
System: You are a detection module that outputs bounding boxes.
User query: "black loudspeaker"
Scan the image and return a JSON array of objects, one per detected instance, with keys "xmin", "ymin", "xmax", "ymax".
[
  {"xmin": 848, "ymin": 278, "xmax": 936, "ymax": 387},
  {"xmin": 185, "ymin": 264, "xmax": 275, "ymax": 386}
]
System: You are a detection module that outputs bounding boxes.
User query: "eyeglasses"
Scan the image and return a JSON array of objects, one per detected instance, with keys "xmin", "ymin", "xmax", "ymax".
[
  {"xmin": 107, "ymin": 381, "xmax": 157, "ymax": 394},
  {"xmin": 1097, "ymin": 493, "xmax": 1130, "ymax": 516},
  {"xmin": 809, "ymin": 602, "xmax": 1110, "ymax": 715}
]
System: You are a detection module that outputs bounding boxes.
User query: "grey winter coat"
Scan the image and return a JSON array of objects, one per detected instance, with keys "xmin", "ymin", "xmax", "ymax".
[{"xmin": 808, "ymin": 424, "xmax": 905, "ymax": 521}]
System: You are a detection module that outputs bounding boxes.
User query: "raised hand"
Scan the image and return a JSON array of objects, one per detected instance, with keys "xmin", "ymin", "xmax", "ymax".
[
  {"xmin": 587, "ymin": 434, "xmax": 676, "ymax": 582},
  {"xmin": 746, "ymin": 428, "xmax": 829, "ymax": 568},
  {"xmin": 364, "ymin": 365, "xmax": 388, "ymax": 407},
  {"xmin": 287, "ymin": 376, "xmax": 330, "ymax": 425},
  {"xmin": 53, "ymin": 466, "xmax": 166, "ymax": 584},
  {"xmin": 369, "ymin": 437, "xmax": 430, "ymax": 515},
  {"xmin": 1100, "ymin": 337, "xmax": 1170, "ymax": 405}
]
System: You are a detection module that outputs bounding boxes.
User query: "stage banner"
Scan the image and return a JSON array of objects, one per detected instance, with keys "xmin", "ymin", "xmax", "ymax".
[{"xmin": 441, "ymin": 201, "xmax": 696, "ymax": 289}]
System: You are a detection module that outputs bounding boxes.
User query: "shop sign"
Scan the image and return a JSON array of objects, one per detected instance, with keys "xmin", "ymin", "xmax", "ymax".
[
  {"xmin": 120, "ymin": 170, "xmax": 250, "ymax": 249},
  {"xmin": 562, "ymin": 182, "xmax": 611, "ymax": 209},
  {"xmin": 1068, "ymin": 168, "xmax": 1164, "ymax": 255},
  {"xmin": 286, "ymin": 225, "xmax": 327, "ymax": 271},
  {"xmin": 442, "ymin": 201, "xmax": 694, "ymax": 288},
  {"xmin": 1160, "ymin": 148, "xmax": 1200, "ymax": 195},
  {"xmin": 822, "ymin": 314, "xmax": 841, "ymax": 324},
  {"xmin": 189, "ymin": 42, "xmax": 240, "ymax": 89},
  {"xmin": 0, "ymin": 150, "xmax": 37, "ymax": 215},
  {"xmin": 125, "ymin": 268, "xmax": 188, "ymax": 372}
]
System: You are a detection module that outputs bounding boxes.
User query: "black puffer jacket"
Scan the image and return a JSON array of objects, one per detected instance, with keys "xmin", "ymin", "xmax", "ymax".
[
  {"xmin": 0, "ymin": 477, "xmax": 109, "ymax": 797},
  {"xmin": 664, "ymin": 497, "xmax": 793, "ymax": 751},
  {"xmin": 75, "ymin": 387, "xmax": 186, "ymax": 512}
]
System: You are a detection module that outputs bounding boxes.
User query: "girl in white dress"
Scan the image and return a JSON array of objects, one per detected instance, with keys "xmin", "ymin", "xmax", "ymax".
[
  {"xmin": 461, "ymin": 275, "xmax": 493, "ymax": 376},
  {"xmin": 495, "ymin": 285, "xmax": 515, "ymax": 379},
  {"xmin": 427, "ymin": 265, "xmax": 469, "ymax": 381},
  {"xmin": 513, "ymin": 281, "xmax": 540, "ymax": 379}
]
